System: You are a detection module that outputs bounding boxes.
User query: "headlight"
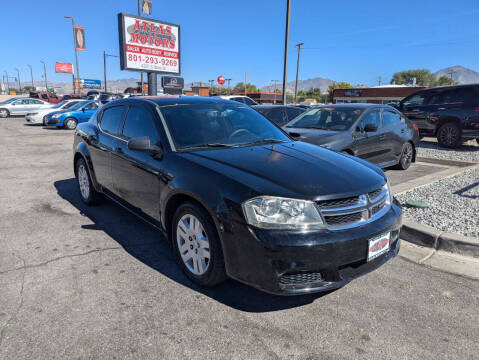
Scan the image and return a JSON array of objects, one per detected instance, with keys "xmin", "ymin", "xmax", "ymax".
[
  {"xmin": 27, "ymin": 112, "xmax": 38, "ymax": 116},
  {"xmin": 385, "ymin": 180, "xmax": 393, "ymax": 203},
  {"xmin": 52, "ymin": 114, "xmax": 60, "ymax": 119},
  {"xmin": 242, "ymin": 196, "xmax": 324, "ymax": 230}
]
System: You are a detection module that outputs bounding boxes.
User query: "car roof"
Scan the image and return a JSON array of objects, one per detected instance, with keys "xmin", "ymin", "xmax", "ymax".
[
  {"xmin": 121, "ymin": 95, "xmax": 243, "ymax": 107},
  {"xmin": 317, "ymin": 103, "xmax": 379, "ymax": 109},
  {"xmin": 252, "ymin": 104, "xmax": 303, "ymax": 109}
]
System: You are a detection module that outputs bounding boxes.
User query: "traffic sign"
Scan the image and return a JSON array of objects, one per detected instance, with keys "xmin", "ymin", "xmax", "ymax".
[{"xmin": 217, "ymin": 75, "xmax": 225, "ymax": 85}]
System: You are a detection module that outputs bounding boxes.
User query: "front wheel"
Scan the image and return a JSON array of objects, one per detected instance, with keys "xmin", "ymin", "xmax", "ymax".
[
  {"xmin": 0, "ymin": 108, "xmax": 9, "ymax": 118},
  {"xmin": 75, "ymin": 158, "xmax": 101, "ymax": 205},
  {"xmin": 437, "ymin": 123, "xmax": 461, "ymax": 148},
  {"xmin": 64, "ymin": 117, "xmax": 78, "ymax": 130},
  {"xmin": 395, "ymin": 142, "xmax": 413, "ymax": 170},
  {"xmin": 172, "ymin": 202, "xmax": 226, "ymax": 287}
]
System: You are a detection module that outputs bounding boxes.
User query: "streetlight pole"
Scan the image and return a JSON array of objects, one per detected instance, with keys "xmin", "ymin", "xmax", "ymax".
[
  {"xmin": 64, "ymin": 16, "xmax": 80, "ymax": 95},
  {"xmin": 14, "ymin": 68, "xmax": 21, "ymax": 93},
  {"xmin": 138, "ymin": 0, "xmax": 144, "ymax": 95},
  {"xmin": 294, "ymin": 42, "xmax": 304, "ymax": 103},
  {"xmin": 40, "ymin": 61, "xmax": 48, "ymax": 91},
  {"xmin": 27, "ymin": 64, "xmax": 34, "ymax": 88},
  {"xmin": 226, "ymin": 78, "xmax": 232, "ymax": 94},
  {"xmin": 3, "ymin": 71, "xmax": 10, "ymax": 93},
  {"xmin": 103, "ymin": 51, "xmax": 119, "ymax": 93},
  {"xmin": 282, "ymin": 0, "xmax": 291, "ymax": 105}
]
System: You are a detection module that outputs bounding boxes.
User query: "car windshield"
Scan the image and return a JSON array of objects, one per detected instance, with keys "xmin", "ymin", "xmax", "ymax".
[
  {"xmin": 0, "ymin": 98, "xmax": 17, "ymax": 105},
  {"xmin": 286, "ymin": 107, "xmax": 363, "ymax": 131},
  {"xmin": 160, "ymin": 102, "xmax": 290, "ymax": 150},
  {"xmin": 68, "ymin": 101, "xmax": 87, "ymax": 111}
]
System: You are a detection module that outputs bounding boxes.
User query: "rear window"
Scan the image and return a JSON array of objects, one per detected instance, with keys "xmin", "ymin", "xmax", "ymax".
[
  {"xmin": 402, "ymin": 94, "xmax": 427, "ymax": 107},
  {"xmin": 287, "ymin": 107, "xmax": 363, "ymax": 131},
  {"xmin": 258, "ymin": 108, "xmax": 287, "ymax": 125}
]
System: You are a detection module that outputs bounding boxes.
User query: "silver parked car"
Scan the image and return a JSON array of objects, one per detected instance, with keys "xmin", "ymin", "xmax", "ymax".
[
  {"xmin": 0, "ymin": 98, "xmax": 53, "ymax": 118},
  {"xmin": 25, "ymin": 99, "xmax": 83, "ymax": 125}
]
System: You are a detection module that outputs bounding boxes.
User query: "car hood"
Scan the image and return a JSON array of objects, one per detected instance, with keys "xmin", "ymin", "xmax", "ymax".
[
  {"xmin": 182, "ymin": 141, "xmax": 385, "ymax": 200},
  {"xmin": 48, "ymin": 109, "xmax": 76, "ymax": 117}
]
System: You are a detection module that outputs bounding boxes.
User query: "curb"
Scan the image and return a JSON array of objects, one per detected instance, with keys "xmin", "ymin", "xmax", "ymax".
[{"xmin": 401, "ymin": 218, "xmax": 479, "ymax": 258}]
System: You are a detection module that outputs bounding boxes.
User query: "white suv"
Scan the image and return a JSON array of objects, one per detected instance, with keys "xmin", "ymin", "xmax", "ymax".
[{"xmin": 216, "ymin": 95, "xmax": 258, "ymax": 106}]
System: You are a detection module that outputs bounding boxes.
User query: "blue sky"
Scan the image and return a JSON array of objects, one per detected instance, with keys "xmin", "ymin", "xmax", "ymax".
[{"xmin": 1, "ymin": 0, "xmax": 479, "ymax": 88}]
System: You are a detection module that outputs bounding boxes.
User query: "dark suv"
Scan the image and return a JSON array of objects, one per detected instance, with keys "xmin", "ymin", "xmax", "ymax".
[
  {"xmin": 396, "ymin": 84, "xmax": 479, "ymax": 148},
  {"xmin": 73, "ymin": 97, "xmax": 402, "ymax": 295}
]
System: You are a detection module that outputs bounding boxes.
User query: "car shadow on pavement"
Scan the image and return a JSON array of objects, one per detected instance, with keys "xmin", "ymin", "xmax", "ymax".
[{"xmin": 55, "ymin": 178, "xmax": 328, "ymax": 313}]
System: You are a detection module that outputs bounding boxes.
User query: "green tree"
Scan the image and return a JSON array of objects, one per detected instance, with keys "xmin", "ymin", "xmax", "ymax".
[
  {"xmin": 391, "ymin": 69, "xmax": 437, "ymax": 86},
  {"xmin": 209, "ymin": 85, "xmax": 230, "ymax": 95},
  {"xmin": 327, "ymin": 82, "xmax": 353, "ymax": 102},
  {"xmin": 232, "ymin": 82, "xmax": 258, "ymax": 93},
  {"xmin": 435, "ymin": 75, "xmax": 456, "ymax": 86},
  {"xmin": 297, "ymin": 87, "xmax": 322, "ymax": 103}
]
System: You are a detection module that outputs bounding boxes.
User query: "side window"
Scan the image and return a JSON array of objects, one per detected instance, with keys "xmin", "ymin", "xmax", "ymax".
[
  {"xmin": 382, "ymin": 110, "xmax": 401, "ymax": 126},
  {"xmin": 99, "ymin": 106, "xmax": 127, "ymax": 136},
  {"xmin": 41, "ymin": 94, "xmax": 48, "ymax": 100},
  {"xmin": 122, "ymin": 106, "xmax": 160, "ymax": 143},
  {"xmin": 242, "ymin": 97, "xmax": 256, "ymax": 106},
  {"xmin": 231, "ymin": 97, "xmax": 244, "ymax": 104},
  {"xmin": 402, "ymin": 94, "xmax": 426, "ymax": 107},
  {"xmin": 13, "ymin": 99, "xmax": 23, "ymax": 105},
  {"xmin": 33, "ymin": 99, "xmax": 43, "ymax": 104},
  {"xmin": 361, "ymin": 110, "xmax": 381, "ymax": 129}
]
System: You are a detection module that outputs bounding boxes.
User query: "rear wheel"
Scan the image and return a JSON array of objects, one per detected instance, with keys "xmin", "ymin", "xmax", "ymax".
[
  {"xmin": 172, "ymin": 202, "xmax": 226, "ymax": 287},
  {"xmin": 0, "ymin": 108, "xmax": 9, "ymax": 118},
  {"xmin": 395, "ymin": 142, "xmax": 413, "ymax": 170},
  {"xmin": 64, "ymin": 117, "xmax": 77, "ymax": 130},
  {"xmin": 75, "ymin": 158, "xmax": 101, "ymax": 205},
  {"xmin": 437, "ymin": 122, "xmax": 462, "ymax": 148},
  {"xmin": 476, "ymin": 138, "xmax": 479, "ymax": 146}
]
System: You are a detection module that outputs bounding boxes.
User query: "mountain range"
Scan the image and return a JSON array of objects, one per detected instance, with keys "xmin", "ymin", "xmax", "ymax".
[
  {"xmin": 433, "ymin": 65, "xmax": 479, "ymax": 84},
  {"xmin": 5, "ymin": 65, "xmax": 479, "ymax": 95}
]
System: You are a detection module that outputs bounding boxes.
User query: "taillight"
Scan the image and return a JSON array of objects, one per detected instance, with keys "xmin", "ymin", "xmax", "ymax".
[
  {"xmin": 473, "ymin": 107, "xmax": 479, "ymax": 112},
  {"xmin": 412, "ymin": 123, "xmax": 419, "ymax": 131}
]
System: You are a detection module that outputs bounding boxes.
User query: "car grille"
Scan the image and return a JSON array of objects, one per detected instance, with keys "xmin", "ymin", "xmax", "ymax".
[
  {"xmin": 317, "ymin": 185, "xmax": 390, "ymax": 230},
  {"xmin": 279, "ymin": 272, "xmax": 324, "ymax": 289}
]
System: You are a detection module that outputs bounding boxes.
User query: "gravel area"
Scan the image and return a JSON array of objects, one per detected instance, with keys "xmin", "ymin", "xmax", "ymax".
[
  {"xmin": 418, "ymin": 137, "xmax": 479, "ymax": 163},
  {"xmin": 397, "ymin": 166, "xmax": 479, "ymax": 238}
]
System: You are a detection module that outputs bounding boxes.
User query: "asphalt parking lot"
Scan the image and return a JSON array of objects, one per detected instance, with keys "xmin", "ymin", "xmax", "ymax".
[{"xmin": 1, "ymin": 117, "xmax": 478, "ymax": 359}]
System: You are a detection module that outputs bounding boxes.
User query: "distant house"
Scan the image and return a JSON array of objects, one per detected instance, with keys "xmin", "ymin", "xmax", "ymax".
[{"xmin": 333, "ymin": 85, "xmax": 425, "ymax": 104}]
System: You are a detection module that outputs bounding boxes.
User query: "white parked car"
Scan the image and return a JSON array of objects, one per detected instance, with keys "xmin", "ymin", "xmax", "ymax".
[
  {"xmin": 216, "ymin": 95, "xmax": 258, "ymax": 106},
  {"xmin": 25, "ymin": 99, "xmax": 84, "ymax": 125},
  {"xmin": 0, "ymin": 98, "xmax": 53, "ymax": 118}
]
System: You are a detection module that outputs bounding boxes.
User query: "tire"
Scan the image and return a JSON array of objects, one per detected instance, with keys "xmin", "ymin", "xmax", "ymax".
[
  {"xmin": 64, "ymin": 117, "xmax": 78, "ymax": 130},
  {"xmin": 42, "ymin": 115, "xmax": 47, "ymax": 126},
  {"xmin": 172, "ymin": 202, "xmax": 226, "ymax": 287},
  {"xmin": 75, "ymin": 158, "xmax": 101, "ymax": 205},
  {"xmin": 437, "ymin": 122, "xmax": 462, "ymax": 148},
  {"xmin": 476, "ymin": 138, "xmax": 479, "ymax": 146},
  {"xmin": 0, "ymin": 108, "xmax": 9, "ymax": 118},
  {"xmin": 395, "ymin": 142, "xmax": 414, "ymax": 170}
]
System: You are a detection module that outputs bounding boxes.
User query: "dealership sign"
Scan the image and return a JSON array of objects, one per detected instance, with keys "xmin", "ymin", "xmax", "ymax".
[
  {"xmin": 55, "ymin": 62, "xmax": 74, "ymax": 74},
  {"xmin": 118, "ymin": 13, "xmax": 180, "ymax": 74},
  {"xmin": 79, "ymin": 79, "xmax": 101, "ymax": 89}
]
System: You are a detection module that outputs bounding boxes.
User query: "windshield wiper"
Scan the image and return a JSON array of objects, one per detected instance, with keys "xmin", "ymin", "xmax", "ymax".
[
  {"xmin": 240, "ymin": 138, "xmax": 286, "ymax": 146},
  {"xmin": 184, "ymin": 143, "xmax": 233, "ymax": 150}
]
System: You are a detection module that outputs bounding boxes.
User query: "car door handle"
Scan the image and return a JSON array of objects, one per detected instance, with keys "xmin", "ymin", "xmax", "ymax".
[
  {"xmin": 401, "ymin": 129, "xmax": 405, "ymax": 133},
  {"xmin": 438, "ymin": 107, "xmax": 446, "ymax": 110},
  {"xmin": 115, "ymin": 147, "xmax": 123, "ymax": 154},
  {"xmin": 411, "ymin": 109, "xmax": 421, "ymax": 112}
]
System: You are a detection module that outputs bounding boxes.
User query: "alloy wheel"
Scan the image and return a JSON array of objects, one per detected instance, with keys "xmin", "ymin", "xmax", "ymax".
[
  {"xmin": 176, "ymin": 214, "xmax": 210, "ymax": 275},
  {"xmin": 401, "ymin": 143, "xmax": 413, "ymax": 168},
  {"xmin": 439, "ymin": 125, "xmax": 459, "ymax": 147},
  {"xmin": 77, "ymin": 164, "xmax": 90, "ymax": 200},
  {"xmin": 0, "ymin": 109, "xmax": 8, "ymax": 118},
  {"xmin": 66, "ymin": 119, "xmax": 77, "ymax": 130}
]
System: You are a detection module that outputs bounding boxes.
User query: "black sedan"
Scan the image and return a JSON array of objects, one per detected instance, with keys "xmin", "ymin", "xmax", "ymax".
[
  {"xmin": 284, "ymin": 104, "xmax": 420, "ymax": 170},
  {"xmin": 73, "ymin": 97, "xmax": 402, "ymax": 295},
  {"xmin": 252, "ymin": 104, "xmax": 306, "ymax": 126}
]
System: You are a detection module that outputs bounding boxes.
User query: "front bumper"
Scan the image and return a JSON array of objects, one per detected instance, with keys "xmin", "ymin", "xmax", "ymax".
[
  {"xmin": 221, "ymin": 200, "xmax": 402, "ymax": 295},
  {"xmin": 44, "ymin": 117, "xmax": 62, "ymax": 127},
  {"xmin": 25, "ymin": 114, "xmax": 43, "ymax": 124}
]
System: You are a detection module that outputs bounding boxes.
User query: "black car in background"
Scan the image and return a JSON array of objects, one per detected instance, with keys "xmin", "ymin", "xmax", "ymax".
[
  {"xmin": 395, "ymin": 84, "xmax": 479, "ymax": 148},
  {"xmin": 73, "ymin": 97, "xmax": 401, "ymax": 295},
  {"xmin": 284, "ymin": 104, "xmax": 420, "ymax": 170},
  {"xmin": 252, "ymin": 105, "xmax": 306, "ymax": 126}
]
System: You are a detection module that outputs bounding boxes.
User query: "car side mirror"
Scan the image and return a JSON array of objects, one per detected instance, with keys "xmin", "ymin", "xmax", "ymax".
[
  {"xmin": 364, "ymin": 124, "xmax": 378, "ymax": 132},
  {"xmin": 82, "ymin": 107, "xmax": 86, "ymax": 112},
  {"xmin": 127, "ymin": 136, "xmax": 164, "ymax": 159}
]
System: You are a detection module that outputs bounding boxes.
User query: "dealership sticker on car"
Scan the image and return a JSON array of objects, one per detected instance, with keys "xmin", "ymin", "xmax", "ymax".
[{"xmin": 367, "ymin": 232, "xmax": 390, "ymax": 262}]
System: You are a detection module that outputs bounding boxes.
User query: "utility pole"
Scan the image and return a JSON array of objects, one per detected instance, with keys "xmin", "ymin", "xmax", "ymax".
[
  {"xmin": 103, "ymin": 51, "xmax": 119, "ymax": 92},
  {"xmin": 449, "ymin": 69, "xmax": 455, "ymax": 82},
  {"xmin": 40, "ymin": 61, "xmax": 48, "ymax": 91},
  {"xmin": 282, "ymin": 0, "xmax": 291, "ymax": 105},
  {"xmin": 27, "ymin": 64, "xmax": 34, "ymax": 88},
  {"xmin": 294, "ymin": 42, "xmax": 304, "ymax": 103},
  {"xmin": 3, "ymin": 71, "xmax": 10, "ymax": 93},
  {"xmin": 64, "ymin": 16, "xmax": 80, "ymax": 95},
  {"xmin": 378, "ymin": 76, "xmax": 382, "ymax": 86},
  {"xmin": 14, "ymin": 68, "xmax": 21, "ymax": 93}
]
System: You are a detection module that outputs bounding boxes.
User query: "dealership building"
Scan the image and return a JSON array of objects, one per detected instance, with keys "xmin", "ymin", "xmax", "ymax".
[{"xmin": 333, "ymin": 85, "xmax": 425, "ymax": 104}]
